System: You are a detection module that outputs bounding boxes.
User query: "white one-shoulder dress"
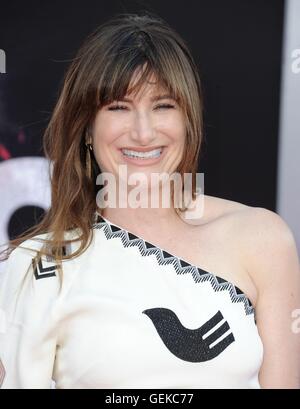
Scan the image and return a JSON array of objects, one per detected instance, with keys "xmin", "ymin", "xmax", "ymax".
[{"xmin": 0, "ymin": 213, "xmax": 263, "ymax": 389}]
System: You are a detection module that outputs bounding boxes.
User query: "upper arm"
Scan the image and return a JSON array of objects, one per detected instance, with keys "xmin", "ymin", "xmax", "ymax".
[
  {"xmin": 241, "ymin": 207, "xmax": 300, "ymax": 388},
  {"xmin": 0, "ymin": 241, "xmax": 60, "ymax": 388}
]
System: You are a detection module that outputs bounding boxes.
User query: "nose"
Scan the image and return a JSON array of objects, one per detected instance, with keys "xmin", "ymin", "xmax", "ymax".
[{"xmin": 130, "ymin": 110, "xmax": 156, "ymax": 146}]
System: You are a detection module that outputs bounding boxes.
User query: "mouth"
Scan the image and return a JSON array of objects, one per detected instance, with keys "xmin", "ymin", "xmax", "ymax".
[
  {"xmin": 120, "ymin": 146, "xmax": 164, "ymax": 159},
  {"xmin": 119, "ymin": 146, "xmax": 166, "ymax": 166}
]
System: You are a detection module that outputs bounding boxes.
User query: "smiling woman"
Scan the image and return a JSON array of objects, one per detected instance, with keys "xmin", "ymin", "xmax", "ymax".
[
  {"xmin": 0, "ymin": 12, "xmax": 299, "ymax": 389},
  {"xmin": 91, "ymin": 70, "xmax": 186, "ymax": 197}
]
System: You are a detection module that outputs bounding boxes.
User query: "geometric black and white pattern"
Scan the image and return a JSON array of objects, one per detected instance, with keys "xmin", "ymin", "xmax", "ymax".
[
  {"xmin": 32, "ymin": 255, "xmax": 60, "ymax": 280},
  {"xmin": 93, "ymin": 215, "xmax": 254, "ymax": 316},
  {"xmin": 32, "ymin": 244, "xmax": 70, "ymax": 280}
]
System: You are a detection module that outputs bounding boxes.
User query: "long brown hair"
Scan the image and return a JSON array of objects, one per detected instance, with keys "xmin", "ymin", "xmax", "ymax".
[{"xmin": 2, "ymin": 12, "xmax": 204, "ymax": 268}]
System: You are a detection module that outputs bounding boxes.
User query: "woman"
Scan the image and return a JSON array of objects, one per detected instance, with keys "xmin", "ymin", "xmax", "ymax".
[{"xmin": 0, "ymin": 13, "xmax": 299, "ymax": 389}]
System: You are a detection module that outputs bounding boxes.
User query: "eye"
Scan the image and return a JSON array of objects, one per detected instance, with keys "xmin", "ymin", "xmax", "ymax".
[
  {"xmin": 107, "ymin": 103, "xmax": 176, "ymax": 111},
  {"xmin": 155, "ymin": 103, "xmax": 175, "ymax": 110},
  {"xmin": 108, "ymin": 104, "xmax": 128, "ymax": 111}
]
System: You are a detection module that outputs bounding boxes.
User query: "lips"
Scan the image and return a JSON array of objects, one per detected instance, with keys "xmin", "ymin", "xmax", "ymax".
[
  {"xmin": 121, "ymin": 147, "xmax": 163, "ymax": 159},
  {"xmin": 119, "ymin": 146, "xmax": 166, "ymax": 165},
  {"xmin": 120, "ymin": 145, "xmax": 165, "ymax": 152}
]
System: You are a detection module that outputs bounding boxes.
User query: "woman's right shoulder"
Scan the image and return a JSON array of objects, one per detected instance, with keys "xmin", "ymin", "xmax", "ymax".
[
  {"xmin": 6, "ymin": 227, "xmax": 80, "ymax": 260},
  {"xmin": 0, "ymin": 233, "xmax": 62, "ymax": 319},
  {"xmin": 1, "ymin": 233, "xmax": 55, "ymax": 287},
  {"xmin": 1, "ymin": 225, "xmax": 95, "ymax": 289},
  {"xmin": 1, "ymin": 229, "xmax": 80, "ymax": 286}
]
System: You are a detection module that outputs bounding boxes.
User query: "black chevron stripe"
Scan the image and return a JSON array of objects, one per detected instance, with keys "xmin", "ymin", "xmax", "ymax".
[{"xmin": 32, "ymin": 256, "xmax": 59, "ymax": 280}]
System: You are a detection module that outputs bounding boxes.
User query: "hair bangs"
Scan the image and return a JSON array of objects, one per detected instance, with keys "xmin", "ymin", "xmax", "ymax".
[{"xmin": 96, "ymin": 31, "xmax": 185, "ymax": 108}]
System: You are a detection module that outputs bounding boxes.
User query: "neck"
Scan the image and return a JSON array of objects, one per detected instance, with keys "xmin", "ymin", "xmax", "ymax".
[{"xmin": 100, "ymin": 205, "xmax": 183, "ymax": 232}]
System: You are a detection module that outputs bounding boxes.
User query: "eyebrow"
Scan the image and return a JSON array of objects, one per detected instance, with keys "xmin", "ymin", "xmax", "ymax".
[{"xmin": 118, "ymin": 94, "xmax": 175, "ymax": 103}]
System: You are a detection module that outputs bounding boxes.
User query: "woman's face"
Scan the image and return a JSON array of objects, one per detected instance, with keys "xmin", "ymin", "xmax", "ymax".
[{"xmin": 91, "ymin": 73, "xmax": 186, "ymax": 191}]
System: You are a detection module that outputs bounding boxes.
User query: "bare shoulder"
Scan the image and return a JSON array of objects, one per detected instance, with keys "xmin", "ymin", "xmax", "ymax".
[
  {"xmin": 234, "ymin": 204, "xmax": 295, "ymax": 237},
  {"xmin": 184, "ymin": 193, "xmax": 299, "ymax": 273},
  {"xmin": 203, "ymin": 194, "xmax": 249, "ymax": 220},
  {"xmin": 203, "ymin": 194, "xmax": 297, "ymax": 248},
  {"xmin": 195, "ymin": 194, "xmax": 299, "ymax": 286},
  {"xmin": 232, "ymin": 205, "xmax": 299, "ymax": 285},
  {"xmin": 182, "ymin": 194, "xmax": 249, "ymax": 225}
]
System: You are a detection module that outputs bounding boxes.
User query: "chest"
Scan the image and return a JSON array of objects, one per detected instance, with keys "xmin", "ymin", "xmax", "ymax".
[
  {"xmin": 54, "ymin": 237, "xmax": 263, "ymax": 388},
  {"xmin": 138, "ymin": 222, "xmax": 258, "ymax": 308}
]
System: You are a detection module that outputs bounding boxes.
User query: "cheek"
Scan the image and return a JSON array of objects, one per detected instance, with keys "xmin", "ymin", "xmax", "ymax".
[
  {"xmin": 93, "ymin": 119, "xmax": 118, "ymax": 146},
  {"xmin": 92, "ymin": 115, "xmax": 124, "ymax": 166},
  {"xmin": 163, "ymin": 109, "xmax": 185, "ymax": 130},
  {"xmin": 91, "ymin": 115, "xmax": 115, "ymax": 170},
  {"xmin": 165, "ymin": 115, "xmax": 186, "ymax": 145}
]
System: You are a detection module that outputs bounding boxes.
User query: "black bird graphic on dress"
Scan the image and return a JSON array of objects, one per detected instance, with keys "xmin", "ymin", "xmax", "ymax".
[{"xmin": 142, "ymin": 308, "xmax": 234, "ymax": 362}]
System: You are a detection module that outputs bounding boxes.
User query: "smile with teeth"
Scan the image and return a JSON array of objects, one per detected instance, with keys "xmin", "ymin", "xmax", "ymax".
[{"xmin": 121, "ymin": 147, "xmax": 163, "ymax": 159}]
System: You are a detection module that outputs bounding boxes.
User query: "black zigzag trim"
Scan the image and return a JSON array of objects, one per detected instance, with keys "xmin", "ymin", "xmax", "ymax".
[
  {"xmin": 93, "ymin": 216, "xmax": 254, "ymax": 316},
  {"xmin": 32, "ymin": 256, "xmax": 59, "ymax": 280}
]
